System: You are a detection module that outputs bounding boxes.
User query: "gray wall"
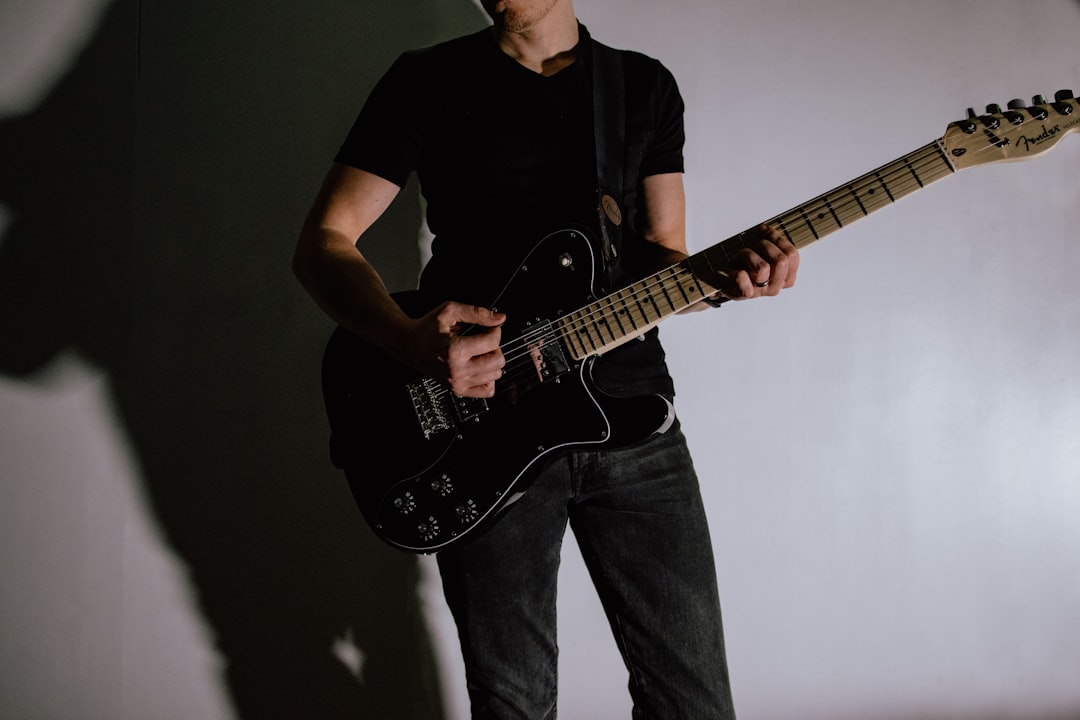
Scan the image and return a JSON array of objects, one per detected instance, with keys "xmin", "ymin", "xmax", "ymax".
[
  {"xmin": 1, "ymin": 1, "xmax": 483, "ymax": 718},
  {"xmin": 2, "ymin": 1, "xmax": 1079, "ymax": 719}
]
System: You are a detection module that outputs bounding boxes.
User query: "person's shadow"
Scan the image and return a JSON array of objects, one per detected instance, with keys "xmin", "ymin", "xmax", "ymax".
[{"xmin": 0, "ymin": 0, "xmax": 484, "ymax": 717}]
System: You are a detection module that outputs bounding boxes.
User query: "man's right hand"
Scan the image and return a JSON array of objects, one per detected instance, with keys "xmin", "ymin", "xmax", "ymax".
[
  {"xmin": 405, "ymin": 302, "xmax": 506, "ymax": 398},
  {"xmin": 293, "ymin": 165, "xmax": 506, "ymax": 398}
]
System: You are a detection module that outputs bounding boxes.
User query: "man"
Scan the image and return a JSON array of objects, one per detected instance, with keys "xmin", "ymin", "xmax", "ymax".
[{"xmin": 293, "ymin": 0, "xmax": 798, "ymax": 716}]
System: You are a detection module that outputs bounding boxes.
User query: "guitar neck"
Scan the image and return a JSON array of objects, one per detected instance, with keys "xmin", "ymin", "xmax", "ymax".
[
  {"xmin": 754, "ymin": 140, "xmax": 953, "ymax": 251},
  {"xmin": 558, "ymin": 139, "xmax": 956, "ymax": 361}
]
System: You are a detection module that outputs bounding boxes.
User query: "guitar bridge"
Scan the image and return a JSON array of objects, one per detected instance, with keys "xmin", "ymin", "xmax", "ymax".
[
  {"xmin": 408, "ymin": 377, "xmax": 454, "ymax": 439},
  {"xmin": 407, "ymin": 377, "xmax": 489, "ymax": 438}
]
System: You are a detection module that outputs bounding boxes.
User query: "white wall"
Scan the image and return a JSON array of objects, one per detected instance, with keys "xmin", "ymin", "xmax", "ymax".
[
  {"xmin": 2, "ymin": 1, "xmax": 1078, "ymax": 719},
  {"xmin": 550, "ymin": 2, "xmax": 1080, "ymax": 718}
]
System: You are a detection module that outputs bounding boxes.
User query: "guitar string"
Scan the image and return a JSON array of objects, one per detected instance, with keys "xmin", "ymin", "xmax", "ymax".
[
  {"xmin": 425, "ymin": 127, "xmax": 1027, "ymax": 402},
  {"xmin": 474, "ymin": 140, "xmax": 966, "ymax": 392},
  {"xmin": 435, "ymin": 126, "xmax": 1031, "ymax": 401},
  {"xmin": 438, "ymin": 107, "xmax": 1076, "ymax": 401},
  {"xmin": 551, "ymin": 143, "xmax": 952, "ymax": 350},
  {"xmin": 498, "ymin": 133, "xmax": 1003, "ymax": 379},
  {"xmin": 532, "ymin": 129, "xmax": 1020, "ymax": 366}
]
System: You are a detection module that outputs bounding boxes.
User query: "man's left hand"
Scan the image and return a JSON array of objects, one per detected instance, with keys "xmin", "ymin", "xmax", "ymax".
[{"xmin": 714, "ymin": 223, "xmax": 800, "ymax": 301}]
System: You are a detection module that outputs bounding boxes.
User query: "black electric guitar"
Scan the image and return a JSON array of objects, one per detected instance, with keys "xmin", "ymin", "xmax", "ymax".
[{"xmin": 322, "ymin": 91, "xmax": 1078, "ymax": 554}]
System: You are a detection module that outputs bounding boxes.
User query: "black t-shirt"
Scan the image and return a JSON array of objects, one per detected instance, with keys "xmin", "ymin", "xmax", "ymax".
[{"xmin": 335, "ymin": 24, "xmax": 685, "ymax": 398}]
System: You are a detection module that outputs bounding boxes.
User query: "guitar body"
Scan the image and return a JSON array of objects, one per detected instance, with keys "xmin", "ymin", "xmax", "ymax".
[
  {"xmin": 321, "ymin": 228, "xmax": 675, "ymax": 553},
  {"xmin": 320, "ymin": 92, "xmax": 1080, "ymax": 553}
]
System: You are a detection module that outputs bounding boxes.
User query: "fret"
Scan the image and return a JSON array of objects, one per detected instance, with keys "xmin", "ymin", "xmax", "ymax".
[
  {"xmin": 630, "ymin": 280, "xmax": 656, "ymax": 319},
  {"xmin": 731, "ymin": 231, "xmax": 750, "ymax": 253},
  {"xmin": 618, "ymin": 291, "xmax": 640, "ymax": 329},
  {"xmin": 687, "ymin": 250, "xmax": 726, "ymax": 294},
  {"xmin": 592, "ymin": 309, "xmax": 616, "ymax": 345},
  {"xmin": 778, "ymin": 213, "xmax": 816, "ymax": 248},
  {"xmin": 561, "ymin": 319, "xmax": 586, "ymax": 358},
  {"xmin": 773, "ymin": 216, "xmax": 799, "ymax": 250},
  {"xmin": 639, "ymin": 295, "xmax": 660, "ymax": 325},
  {"xmin": 576, "ymin": 322, "xmax": 599, "ymax": 353},
  {"xmin": 796, "ymin": 206, "xmax": 821, "ymax": 240},
  {"xmin": 873, "ymin": 170, "xmax": 896, "ymax": 202},
  {"xmin": 930, "ymin": 140, "xmax": 954, "ymax": 176},
  {"xmin": 657, "ymin": 272, "xmax": 680, "ymax": 313},
  {"xmin": 627, "ymin": 293, "xmax": 647, "ymax": 327},
  {"xmin": 601, "ymin": 295, "xmax": 630, "ymax": 341},
  {"xmin": 608, "ymin": 295, "xmax": 630, "ymax": 336},
  {"xmin": 853, "ymin": 182, "xmax": 893, "ymax": 214},
  {"xmin": 669, "ymin": 269, "xmax": 695, "ymax": 304},
  {"xmin": 672, "ymin": 267, "xmax": 700, "ymax": 305},
  {"xmin": 709, "ymin": 233, "xmax": 747, "ymax": 267},
  {"xmin": 815, "ymin": 208, "xmax": 844, "ymax": 236},
  {"xmin": 674, "ymin": 267, "xmax": 707, "ymax": 305},
  {"xmin": 713, "ymin": 236, "xmax": 734, "ymax": 263},
  {"xmin": 803, "ymin": 203, "xmax": 843, "ymax": 238},
  {"xmin": 832, "ymin": 196, "xmax": 865, "ymax": 227},
  {"xmin": 617, "ymin": 285, "xmax": 646, "ymax": 329},
  {"xmin": 846, "ymin": 184, "xmax": 868, "ymax": 216},
  {"xmin": 920, "ymin": 145, "xmax": 956, "ymax": 185},
  {"xmin": 902, "ymin": 157, "xmax": 925, "ymax": 188},
  {"xmin": 823, "ymin": 196, "xmax": 843, "ymax": 228}
]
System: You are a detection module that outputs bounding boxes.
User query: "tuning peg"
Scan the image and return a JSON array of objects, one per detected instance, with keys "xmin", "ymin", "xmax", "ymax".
[
  {"xmin": 1002, "ymin": 105, "xmax": 1026, "ymax": 125},
  {"xmin": 1007, "ymin": 98, "xmax": 1027, "ymax": 110},
  {"xmin": 1032, "ymin": 94, "xmax": 1048, "ymax": 105},
  {"xmin": 1051, "ymin": 89, "xmax": 1075, "ymax": 116},
  {"xmin": 957, "ymin": 110, "xmax": 978, "ymax": 133},
  {"xmin": 985, "ymin": 103, "xmax": 1002, "ymax": 114}
]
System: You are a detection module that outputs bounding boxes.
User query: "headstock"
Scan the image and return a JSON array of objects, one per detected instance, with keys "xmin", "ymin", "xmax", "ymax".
[{"xmin": 942, "ymin": 89, "xmax": 1078, "ymax": 170}]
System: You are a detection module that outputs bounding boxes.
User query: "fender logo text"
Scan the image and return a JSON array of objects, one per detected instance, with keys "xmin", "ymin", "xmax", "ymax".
[{"xmin": 1018, "ymin": 123, "xmax": 1063, "ymax": 152}]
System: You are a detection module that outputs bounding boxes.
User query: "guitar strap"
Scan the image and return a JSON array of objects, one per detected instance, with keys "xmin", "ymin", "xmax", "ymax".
[{"xmin": 590, "ymin": 39, "xmax": 626, "ymax": 290}]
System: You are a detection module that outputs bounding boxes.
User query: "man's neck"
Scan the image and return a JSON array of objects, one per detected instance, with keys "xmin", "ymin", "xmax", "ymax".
[{"xmin": 491, "ymin": 5, "xmax": 580, "ymax": 76}]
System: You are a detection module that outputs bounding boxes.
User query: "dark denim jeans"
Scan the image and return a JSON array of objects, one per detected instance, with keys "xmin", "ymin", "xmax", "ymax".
[{"xmin": 436, "ymin": 423, "xmax": 736, "ymax": 719}]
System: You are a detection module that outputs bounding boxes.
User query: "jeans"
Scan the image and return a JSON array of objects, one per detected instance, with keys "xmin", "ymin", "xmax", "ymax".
[{"xmin": 436, "ymin": 422, "xmax": 736, "ymax": 719}]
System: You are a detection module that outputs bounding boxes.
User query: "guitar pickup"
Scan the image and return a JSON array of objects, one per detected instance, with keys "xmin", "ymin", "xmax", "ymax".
[
  {"xmin": 523, "ymin": 321, "xmax": 569, "ymax": 381},
  {"xmin": 453, "ymin": 395, "xmax": 488, "ymax": 423}
]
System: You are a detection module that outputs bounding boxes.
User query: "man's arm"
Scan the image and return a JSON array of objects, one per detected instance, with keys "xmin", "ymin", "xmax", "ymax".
[
  {"xmin": 638, "ymin": 172, "xmax": 800, "ymax": 310},
  {"xmin": 292, "ymin": 163, "xmax": 506, "ymax": 397}
]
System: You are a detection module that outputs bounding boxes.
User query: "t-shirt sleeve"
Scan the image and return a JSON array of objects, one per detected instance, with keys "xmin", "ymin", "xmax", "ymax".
[
  {"xmin": 334, "ymin": 51, "xmax": 423, "ymax": 188},
  {"xmin": 638, "ymin": 61, "xmax": 685, "ymax": 178}
]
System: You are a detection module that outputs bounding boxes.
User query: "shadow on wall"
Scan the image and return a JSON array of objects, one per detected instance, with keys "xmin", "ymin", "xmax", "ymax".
[{"xmin": 0, "ymin": 0, "xmax": 484, "ymax": 717}]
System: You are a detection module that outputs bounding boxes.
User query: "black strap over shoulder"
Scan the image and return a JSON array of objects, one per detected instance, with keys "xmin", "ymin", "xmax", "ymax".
[{"xmin": 590, "ymin": 39, "xmax": 626, "ymax": 288}]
